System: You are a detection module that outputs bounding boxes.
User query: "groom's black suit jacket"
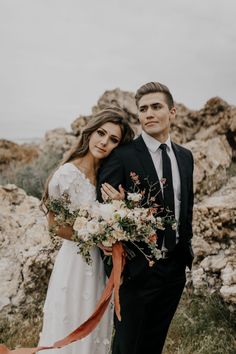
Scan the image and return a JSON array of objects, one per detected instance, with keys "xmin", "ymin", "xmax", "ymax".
[{"xmin": 97, "ymin": 135, "xmax": 194, "ymax": 279}]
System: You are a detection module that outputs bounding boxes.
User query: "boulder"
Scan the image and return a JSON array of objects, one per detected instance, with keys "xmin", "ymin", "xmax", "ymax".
[
  {"xmin": 40, "ymin": 128, "xmax": 77, "ymax": 158},
  {"xmin": 185, "ymin": 136, "xmax": 232, "ymax": 200},
  {"xmin": 0, "ymin": 184, "xmax": 58, "ymax": 320},
  {"xmin": 190, "ymin": 177, "xmax": 236, "ymax": 304}
]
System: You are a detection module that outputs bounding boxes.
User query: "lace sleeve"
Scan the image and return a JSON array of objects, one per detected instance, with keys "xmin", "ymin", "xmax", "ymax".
[
  {"xmin": 48, "ymin": 164, "xmax": 80, "ymax": 198},
  {"xmin": 48, "ymin": 163, "xmax": 94, "ymax": 210}
]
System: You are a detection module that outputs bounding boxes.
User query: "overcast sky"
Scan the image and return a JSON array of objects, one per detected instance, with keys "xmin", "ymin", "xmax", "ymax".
[{"xmin": 1, "ymin": 0, "xmax": 236, "ymax": 141}]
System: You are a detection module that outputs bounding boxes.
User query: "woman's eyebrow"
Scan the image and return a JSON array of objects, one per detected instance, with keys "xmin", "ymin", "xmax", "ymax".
[{"xmin": 99, "ymin": 128, "xmax": 120, "ymax": 140}]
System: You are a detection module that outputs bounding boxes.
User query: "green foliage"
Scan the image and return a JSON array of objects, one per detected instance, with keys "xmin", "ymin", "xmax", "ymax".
[
  {"xmin": 165, "ymin": 292, "xmax": 236, "ymax": 354},
  {"xmin": 0, "ymin": 151, "xmax": 62, "ymax": 199}
]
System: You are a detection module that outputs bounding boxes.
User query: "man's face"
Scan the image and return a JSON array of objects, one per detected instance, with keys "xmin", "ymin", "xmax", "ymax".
[{"xmin": 138, "ymin": 92, "xmax": 176, "ymax": 141}]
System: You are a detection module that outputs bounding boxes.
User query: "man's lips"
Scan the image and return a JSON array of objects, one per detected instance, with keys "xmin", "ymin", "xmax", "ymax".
[{"xmin": 145, "ymin": 121, "xmax": 159, "ymax": 126}]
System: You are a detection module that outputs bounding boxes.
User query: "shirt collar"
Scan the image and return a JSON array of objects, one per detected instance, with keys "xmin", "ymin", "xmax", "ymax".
[{"xmin": 141, "ymin": 130, "xmax": 172, "ymax": 153}]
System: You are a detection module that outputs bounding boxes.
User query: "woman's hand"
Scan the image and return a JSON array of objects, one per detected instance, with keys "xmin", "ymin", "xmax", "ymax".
[
  {"xmin": 97, "ymin": 243, "xmax": 113, "ymax": 256},
  {"xmin": 47, "ymin": 211, "xmax": 73, "ymax": 240},
  {"xmin": 101, "ymin": 183, "xmax": 125, "ymax": 202}
]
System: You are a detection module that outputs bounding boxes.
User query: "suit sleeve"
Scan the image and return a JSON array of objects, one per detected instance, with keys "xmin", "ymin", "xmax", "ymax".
[{"xmin": 97, "ymin": 150, "xmax": 125, "ymax": 202}]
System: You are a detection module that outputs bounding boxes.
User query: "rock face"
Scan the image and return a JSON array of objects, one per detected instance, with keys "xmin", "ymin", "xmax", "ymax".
[
  {"xmin": 185, "ymin": 136, "xmax": 232, "ymax": 200},
  {"xmin": 40, "ymin": 128, "xmax": 77, "ymax": 158},
  {"xmin": 172, "ymin": 97, "xmax": 236, "ymax": 157},
  {"xmin": 0, "ymin": 184, "xmax": 58, "ymax": 321},
  {"xmin": 190, "ymin": 177, "xmax": 236, "ymax": 304}
]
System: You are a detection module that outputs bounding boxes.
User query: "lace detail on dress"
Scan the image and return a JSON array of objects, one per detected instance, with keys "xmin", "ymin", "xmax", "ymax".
[{"xmin": 48, "ymin": 163, "xmax": 96, "ymax": 211}]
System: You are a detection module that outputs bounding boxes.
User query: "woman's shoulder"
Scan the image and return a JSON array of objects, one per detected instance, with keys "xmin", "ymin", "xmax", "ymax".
[
  {"xmin": 55, "ymin": 162, "xmax": 78, "ymax": 174},
  {"xmin": 48, "ymin": 163, "xmax": 84, "ymax": 197}
]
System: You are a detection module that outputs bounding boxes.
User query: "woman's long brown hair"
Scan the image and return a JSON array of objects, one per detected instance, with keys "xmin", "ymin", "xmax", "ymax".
[{"xmin": 40, "ymin": 106, "xmax": 135, "ymax": 211}]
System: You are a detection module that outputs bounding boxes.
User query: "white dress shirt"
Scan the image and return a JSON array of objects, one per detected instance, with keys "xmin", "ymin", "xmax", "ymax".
[{"xmin": 141, "ymin": 130, "xmax": 181, "ymax": 242}]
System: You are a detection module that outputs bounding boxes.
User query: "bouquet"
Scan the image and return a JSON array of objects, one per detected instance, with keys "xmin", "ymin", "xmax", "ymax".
[{"xmin": 46, "ymin": 172, "xmax": 176, "ymax": 267}]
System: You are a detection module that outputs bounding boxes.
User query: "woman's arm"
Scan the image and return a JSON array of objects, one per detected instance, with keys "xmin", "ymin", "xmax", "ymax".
[{"xmin": 47, "ymin": 211, "xmax": 73, "ymax": 240}]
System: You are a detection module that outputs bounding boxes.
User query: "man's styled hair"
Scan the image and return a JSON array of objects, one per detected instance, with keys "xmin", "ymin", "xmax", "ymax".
[{"xmin": 135, "ymin": 82, "xmax": 174, "ymax": 109}]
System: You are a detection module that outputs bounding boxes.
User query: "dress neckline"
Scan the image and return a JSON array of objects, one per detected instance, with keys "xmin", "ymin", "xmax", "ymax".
[{"xmin": 65, "ymin": 162, "xmax": 96, "ymax": 189}]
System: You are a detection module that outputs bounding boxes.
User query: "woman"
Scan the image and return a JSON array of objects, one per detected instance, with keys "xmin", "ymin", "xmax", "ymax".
[{"xmin": 39, "ymin": 106, "xmax": 134, "ymax": 353}]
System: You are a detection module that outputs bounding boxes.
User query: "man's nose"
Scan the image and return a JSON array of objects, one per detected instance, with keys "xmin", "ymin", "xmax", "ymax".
[{"xmin": 146, "ymin": 106, "xmax": 154, "ymax": 118}]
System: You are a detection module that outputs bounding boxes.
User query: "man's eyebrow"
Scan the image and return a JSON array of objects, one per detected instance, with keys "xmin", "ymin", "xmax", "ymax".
[
  {"xmin": 139, "ymin": 104, "xmax": 148, "ymax": 109},
  {"xmin": 139, "ymin": 102, "xmax": 162, "ymax": 109},
  {"xmin": 99, "ymin": 128, "xmax": 120, "ymax": 140}
]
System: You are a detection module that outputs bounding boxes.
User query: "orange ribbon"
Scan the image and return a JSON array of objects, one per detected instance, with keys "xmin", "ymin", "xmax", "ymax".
[{"xmin": 0, "ymin": 242, "xmax": 126, "ymax": 354}]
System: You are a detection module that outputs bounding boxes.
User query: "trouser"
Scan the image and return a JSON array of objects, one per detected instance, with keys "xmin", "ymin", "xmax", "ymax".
[{"xmin": 112, "ymin": 255, "xmax": 186, "ymax": 354}]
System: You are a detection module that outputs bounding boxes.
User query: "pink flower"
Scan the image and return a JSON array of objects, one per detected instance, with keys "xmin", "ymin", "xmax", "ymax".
[{"xmin": 160, "ymin": 178, "xmax": 166, "ymax": 185}]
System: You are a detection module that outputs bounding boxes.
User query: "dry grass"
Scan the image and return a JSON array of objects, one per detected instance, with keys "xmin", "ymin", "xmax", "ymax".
[
  {"xmin": 1, "ymin": 292, "xmax": 235, "ymax": 353},
  {"xmin": 164, "ymin": 291, "xmax": 236, "ymax": 354}
]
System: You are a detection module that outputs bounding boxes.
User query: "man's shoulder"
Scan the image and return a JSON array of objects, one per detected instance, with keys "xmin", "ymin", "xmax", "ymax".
[
  {"xmin": 114, "ymin": 137, "xmax": 139, "ymax": 155},
  {"xmin": 172, "ymin": 141, "xmax": 193, "ymax": 158}
]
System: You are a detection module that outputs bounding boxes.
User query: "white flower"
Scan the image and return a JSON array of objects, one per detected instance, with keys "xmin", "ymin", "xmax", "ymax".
[
  {"xmin": 114, "ymin": 209, "xmax": 128, "ymax": 219},
  {"xmin": 102, "ymin": 238, "xmax": 114, "ymax": 247},
  {"xmin": 156, "ymin": 217, "xmax": 165, "ymax": 230},
  {"xmin": 99, "ymin": 203, "xmax": 116, "ymax": 222},
  {"xmin": 127, "ymin": 192, "xmax": 142, "ymax": 202},
  {"xmin": 111, "ymin": 200, "xmax": 126, "ymax": 209},
  {"xmin": 73, "ymin": 216, "xmax": 88, "ymax": 232},
  {"xmin": 112, "ymin": 224, "xmax": 126, "ymax": 240},
  {"xmin": 78, "ymin": 232, "xmax": 90, "ymax": 242},
  {"xmin": 86, "ymin": 220, "xmax": 101, "ymax": 234},
  {"xmin": 172, "ymin": 222, "xmax": 177, "ymax": 230}
]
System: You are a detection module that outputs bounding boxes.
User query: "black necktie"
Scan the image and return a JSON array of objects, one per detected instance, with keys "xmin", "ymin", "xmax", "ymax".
[{"xmin": 159, "ymin": 143, "xmax": 176, "ymax": 251}]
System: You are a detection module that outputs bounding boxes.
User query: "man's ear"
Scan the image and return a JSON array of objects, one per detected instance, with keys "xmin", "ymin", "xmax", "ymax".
[{"xmin": 170, "ymin": 106, "xmax": 176, "ymax": 122}]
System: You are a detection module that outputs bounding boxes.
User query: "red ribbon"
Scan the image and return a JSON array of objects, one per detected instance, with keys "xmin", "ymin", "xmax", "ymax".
[{"xmin": 0, "ymin": 242, "xmax": 126, "ymax": 354}]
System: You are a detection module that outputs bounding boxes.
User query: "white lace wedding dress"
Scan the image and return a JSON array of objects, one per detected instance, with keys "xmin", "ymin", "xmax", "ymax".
[{"xmin": 38, "ymin": 163, "xmax": 113, "ymax": 354}]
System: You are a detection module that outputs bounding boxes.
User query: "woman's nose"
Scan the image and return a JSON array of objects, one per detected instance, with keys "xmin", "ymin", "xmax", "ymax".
[{"xmin": 100, "ymin": 135, "xmax": 109, "ymax": 146}]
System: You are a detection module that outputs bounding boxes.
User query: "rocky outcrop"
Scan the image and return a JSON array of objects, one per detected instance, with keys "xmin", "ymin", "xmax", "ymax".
[
  {"xmin": 172, "ymin": 98, "xmax": 236, "ymax": 156},
  {"xmin": 75, "ymin": 88, "xmax": 141, "ymax": 136},
  {"xmin": 93, "ymin": 88, "xmax": 138, "ymax": 119},
  {"xmin": 39, "ymin": 128, "xmax": 77, "ymax": 158},
  {"xmin": 71, "ymin": 115, "xmax": 91, "ymax": 136},
  {"xmin": 0, "ymin": 184, "xmax": 58, "ymax": 320},
  {"xmin": 185, "ymin": 136, "xmax": 232, "ymax": 200},
  {"xmin": 190, "ymin": 177, "xmax": 236, "ymax": 304},
  {"xmin": 1, "ymin": 88, "xmax": 236, "ymax": 325},
  {"xmin": 0, "ymin": 140, "xmax": 39, "ymax": 172}
]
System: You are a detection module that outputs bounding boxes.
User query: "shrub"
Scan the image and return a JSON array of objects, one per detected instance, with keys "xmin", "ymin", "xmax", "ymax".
[{"xmin": 0, "ymin": 151, "xmax": 62, "ymax": 199}]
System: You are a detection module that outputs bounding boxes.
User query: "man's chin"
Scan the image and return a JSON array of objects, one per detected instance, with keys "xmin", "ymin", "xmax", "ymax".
[{"xmin": 144, "ymin": 127, "xmax": 161, "ymax": 137}]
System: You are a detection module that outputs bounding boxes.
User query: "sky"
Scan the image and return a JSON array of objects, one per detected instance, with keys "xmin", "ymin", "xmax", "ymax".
[{"xmin": 1, "ymin": 0, "xmax": 236, "ymax": 141}]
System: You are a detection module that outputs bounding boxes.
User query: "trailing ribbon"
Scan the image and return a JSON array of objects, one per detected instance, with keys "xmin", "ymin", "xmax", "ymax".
[{"xmin": 0, "ymin": 242, "xmax": 126, "ymax": 354}]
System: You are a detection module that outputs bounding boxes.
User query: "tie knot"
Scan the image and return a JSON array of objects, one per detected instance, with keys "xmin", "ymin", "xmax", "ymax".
[{"xmin": 159, "ymin": 143, "xmax": 167, "ymax": 152}]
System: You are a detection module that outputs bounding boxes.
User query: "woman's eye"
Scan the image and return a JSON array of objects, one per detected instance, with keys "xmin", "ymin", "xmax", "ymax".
[
  {"xmin": 97, "ymin": 130, "xmax": 105, "ymax": 136},
  {"xmin": 111, "ymin": 138, "xmax": 119, "ymax": 144}
]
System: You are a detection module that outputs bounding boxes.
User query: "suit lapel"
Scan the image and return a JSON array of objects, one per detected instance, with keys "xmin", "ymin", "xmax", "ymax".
[
  {"xmin": 171, "ymin": 142, "xmax": 188, "ymax": 220},
  {"xmin": 134, "ymin": 136, "xmax": 163, "ymax": 205}
]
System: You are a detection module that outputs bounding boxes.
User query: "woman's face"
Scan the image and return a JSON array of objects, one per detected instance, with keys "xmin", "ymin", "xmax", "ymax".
[{"xmin": 88, "ymin": 122, "xmax": 122, "ymax": 159}]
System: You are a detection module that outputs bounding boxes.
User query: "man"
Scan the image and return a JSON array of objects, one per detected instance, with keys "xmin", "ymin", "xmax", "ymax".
[{"xmin": 97, "ymin": 82, "xmax": 194, "ymax": 354}]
